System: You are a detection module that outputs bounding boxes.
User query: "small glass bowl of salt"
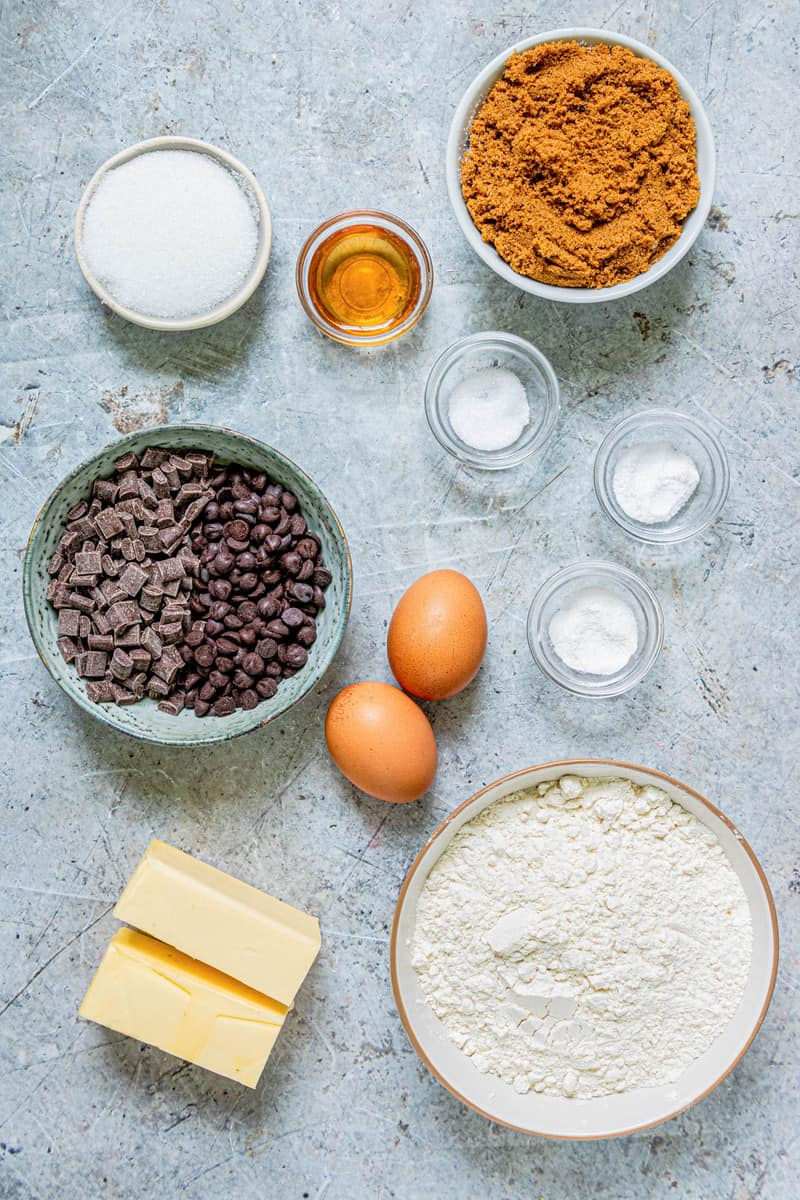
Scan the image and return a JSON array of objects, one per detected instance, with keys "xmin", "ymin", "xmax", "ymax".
[
  {"xmin": 594, "ymin": 409, "xmax": 730, "ymax": 544},
  {"xmin": 527, "ymin": 560, "xmax": 664, "ymax": 697},
  {"xmin": 424, "ymin": 331, "xmax": 559, "ymax": 469}
]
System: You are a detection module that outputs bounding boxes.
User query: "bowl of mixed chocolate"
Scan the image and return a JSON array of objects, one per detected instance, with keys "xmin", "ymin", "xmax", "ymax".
[{"xmin": 23, "ymin": 425, "xmax": 352, "ymax": 745}]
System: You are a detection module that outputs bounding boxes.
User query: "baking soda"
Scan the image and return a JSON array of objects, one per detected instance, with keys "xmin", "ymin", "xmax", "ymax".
[{"xmin": 81, "ymin": 149, "xmax": 260, "ymax": 320}]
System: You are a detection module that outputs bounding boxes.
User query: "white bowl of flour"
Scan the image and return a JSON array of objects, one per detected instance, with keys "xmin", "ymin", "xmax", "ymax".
[{"xmin": 391, "ymin": 760, "xmax": 777, "ymax": 1139}]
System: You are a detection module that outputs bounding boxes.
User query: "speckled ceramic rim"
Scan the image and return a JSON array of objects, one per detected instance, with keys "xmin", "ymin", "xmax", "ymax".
[
  {"xmin": 390, "ymin": 759, "xmax": 779, "ymax": 1140},
  {"xmin": 593, "ymin": 408, "xmax": 731, "ymax": 544},
  {"xmin": 526, "ymin": 559, "xmax": 664, "ymax": 697},
  {"xmin": 22, "ymin": 424, "xmax": 352, "ymax": 746},
  {"xmin": 446, "ymin": 28, "xmax": 717, "ymax": 303},
  {"xmin": 295, "ymin": 209, "xmax": 434, "ymax": 346},
  {"xmin": 74, "ymin": 137, "xmax": 272, "ymax": 331},
  {"xmin": 424, "ymin": 331, "xmax": 560, "ymax": 470}
]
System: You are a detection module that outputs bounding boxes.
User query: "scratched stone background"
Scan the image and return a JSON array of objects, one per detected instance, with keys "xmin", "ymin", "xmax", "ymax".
[{"xmin": 0, "ymin": 0, "xmax": 798, "ymax": 1197}]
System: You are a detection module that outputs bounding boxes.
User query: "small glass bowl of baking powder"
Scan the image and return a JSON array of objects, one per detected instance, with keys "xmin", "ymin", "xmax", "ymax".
[
  {"xmin": 425, "ymin": 331, "xmax": 560, "ymax": 469},
  {"xmin": 594, "ymin": 409, "xmax": 730, "ymax": 544},
  {"xmin": 527, "ymin": 560, "xmax": 664, "ymax": 697}
]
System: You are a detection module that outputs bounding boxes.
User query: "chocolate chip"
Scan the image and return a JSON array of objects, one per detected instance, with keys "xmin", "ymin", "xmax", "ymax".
[
  {"xmin": 281, "ymin": 606, "xmax": 305, "ymax": 629},
  {"xmin": 194, "ymin": 642, "xmax": 216, "ymax": 668},
  {"xmin": 223, "ymin": 519, "xmax": 249, "ymax": 542},
  {"xmin": 290, "ymin": 582, "xmax": 314, "ymax": 605}
]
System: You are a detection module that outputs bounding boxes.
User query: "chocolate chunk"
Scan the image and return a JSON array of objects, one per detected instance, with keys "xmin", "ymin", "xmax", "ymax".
[
  {"xmin": 92, "ymin": 611, "xmax": 112, "ymax": 635},
  {"xmin": 113, "ymin": 452, "xmax": 138, "ymax": 472},
  {"xmin": 93, "ymin": 509, "xmax": 124, "ymax": 540},
  {"xmin": 158, "ymin": 695, "xmax": 185, "ymax": 716},
  {"xmin": 87, "ymin": 634, "xmax": 114, "ymax": 652},
  {"xmin": 114, "ymin": 624, "xmax": 141, "ymax": 648},
  {"xmin": 82, "ymin": 650, "xmax": 108, "ymax": 678},
  {"xmin": 56, "ymin": 636, "xmax": 79, "ymax": 663},
  {"xmin": 106, "ymin": 599, "xmax": 139, "ymax": 630},
  {"xmin": 68, "ymin": 591, "xmax": 95, "ymax": 613},
  {"xmin": 140, "ymin": 626, "xmax": 163, "ymax": 660},
  {"xmin": 158, "ymin": 620, "xmax": 183, "ymax": 645},
  {"xmin": 185, "ymin": 451, "xmax": 211, "ymax": 476},
  {"xmin": 86, "ymin": 679, "xmax": 115, "ymax": 703},
  {"xmin": 158, "ymin": 526, "xmax": 182, "ymax": 551},
  {"xmin": 139, "ymin": 584, "xmax": 162, "ymax": 612},
  {"xmin": 57, "ymin": 609, "xmax": 81, "ymax": 637},
  {"xmin": 100, "ymin": 579, "xmax": 125, "ymax": 606},
  {"xmin": 151, "ymin": 644, "xmax": 182, "ymax": 685},
  {"xmin": 48, "ymin": 550, "xmax": 65, "ymax": 576},
  {"xmin": 110, "ymin": 648, "xmax": 133, "ymax": 680},
  {"xmin": 151, "ymin": 467, "xmax": 170, "ymax": 498},
  {"xmin": 118, "ymin": 563, "xmax": 148, "ymax": 597},
  {"xmin": 139, "ymin": 525, "xmax": 161, "ymax": 552},
  {"xmin": 129, "ymin": 647, "xmax": 152, "ymax": 671},
  {"xmin": 154, "ymin": 557, "xmax": 185, "ymax": 584}
]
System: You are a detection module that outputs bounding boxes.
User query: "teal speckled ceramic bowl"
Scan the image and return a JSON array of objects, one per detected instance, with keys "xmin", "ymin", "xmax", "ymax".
[{"xmin": 23, "ymin": 425, "xmax": 352, "ymax": 745}]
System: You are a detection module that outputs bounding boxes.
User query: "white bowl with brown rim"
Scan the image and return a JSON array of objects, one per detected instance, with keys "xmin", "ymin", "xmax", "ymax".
[
  {"xmin": 446, "ymin": 28, "xmax": 716, "ymax": 303},
  {"xmin": 391, "ymin": 759, "xmax": 777, "ymax": 1139}
]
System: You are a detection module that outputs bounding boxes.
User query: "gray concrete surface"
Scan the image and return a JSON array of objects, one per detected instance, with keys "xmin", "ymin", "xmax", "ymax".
[{"xmin": 1, "ymin": 1, "xmax": 798, "ymax": 1197}]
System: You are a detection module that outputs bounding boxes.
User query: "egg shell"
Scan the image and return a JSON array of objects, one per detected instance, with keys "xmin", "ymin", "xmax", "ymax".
[
  {"xmin": 325, "ymin": 681, "xmax": 437, "ymax": 803},
  {"xmin": 387, "ymin": 569, "xmax": 487, "ymax": 700}
]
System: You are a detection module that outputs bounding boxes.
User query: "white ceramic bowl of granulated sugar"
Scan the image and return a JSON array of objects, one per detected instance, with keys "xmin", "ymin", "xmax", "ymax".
[{"xmin": 75, "ymin": 137, "xmax": 272, "ymax": 331}]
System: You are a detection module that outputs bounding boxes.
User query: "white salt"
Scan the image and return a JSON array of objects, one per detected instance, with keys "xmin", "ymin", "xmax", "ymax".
[
  {"xmin": 549, "ymin": 586, "xmax": 638, "ymax": 676},
  {"xmin": 448, "ymin": 367, "xmax": 529, "ymax": 451},
  {"xmin": 81, "ymin": 149, "xmax": 260, "ymax": 320},
  {"xmin": 612, "ymin": 441, "xmax": 700, "ymax": 525}
]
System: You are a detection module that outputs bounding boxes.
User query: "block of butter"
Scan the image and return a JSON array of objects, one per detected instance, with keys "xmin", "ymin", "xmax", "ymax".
[
  {"xmin": 113, "ymin": 840, "xmax": 321, "ymax": 1006},
  {"xmin": 79, "ymin": 928, "xmax": 288, "ymax": 1087}
]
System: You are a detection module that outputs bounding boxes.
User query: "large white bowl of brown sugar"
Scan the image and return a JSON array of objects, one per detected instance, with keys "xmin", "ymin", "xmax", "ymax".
[{"xmin": 446, "ymin": 29, "xmax": 716, "ymax": 302}]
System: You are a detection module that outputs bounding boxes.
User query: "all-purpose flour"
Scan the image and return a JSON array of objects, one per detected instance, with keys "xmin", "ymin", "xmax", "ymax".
[{"xmin": 412, "ymin": 776, "xmax": 752, "ymax": 1099}]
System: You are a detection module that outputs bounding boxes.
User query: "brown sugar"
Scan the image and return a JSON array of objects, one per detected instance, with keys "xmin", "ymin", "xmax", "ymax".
[{"xmin": 460, "ymin": 41, "xmax": 701, "ymax": 289}]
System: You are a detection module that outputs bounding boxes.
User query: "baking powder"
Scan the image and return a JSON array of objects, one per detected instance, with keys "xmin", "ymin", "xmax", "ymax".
[
  {"xmin": 612, "ymin": 441, "xmax": 700, "ymax": 524},
  {"xmin": 412, "ymin": 776, "xmax": 752, "ymax": 1099}
]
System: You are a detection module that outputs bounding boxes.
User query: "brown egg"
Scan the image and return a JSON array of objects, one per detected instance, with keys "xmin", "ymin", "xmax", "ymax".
[
  {"xmin": 387, "ymin": 569, "xmax": 487, "ymax": 700},
  {"xmin": 325, "ymin": 681, "xmax": 437, "ymax": 803}
]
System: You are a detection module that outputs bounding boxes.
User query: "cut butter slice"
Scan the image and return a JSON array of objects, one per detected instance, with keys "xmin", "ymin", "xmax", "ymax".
[
  {"xmin": 114, "ymin": 840, "xmax": 321, "ymax": 1006},
  {"xmin": 79, "ymin": 928, "xmax": 288, "ymax": 1087}
]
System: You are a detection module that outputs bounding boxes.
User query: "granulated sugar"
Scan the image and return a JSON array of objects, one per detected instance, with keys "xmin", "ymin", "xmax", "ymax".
[{"xmin": 81, "ymin": 149, "xmax": 260, "ymax": 320}]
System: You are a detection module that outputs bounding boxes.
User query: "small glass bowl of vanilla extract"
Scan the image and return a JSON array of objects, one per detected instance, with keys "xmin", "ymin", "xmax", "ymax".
[{"xmin": 296, "ymin": 210, "xmax": 433, "ymax": 346}]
